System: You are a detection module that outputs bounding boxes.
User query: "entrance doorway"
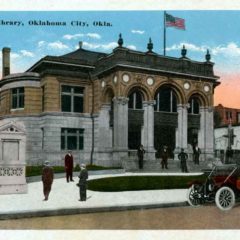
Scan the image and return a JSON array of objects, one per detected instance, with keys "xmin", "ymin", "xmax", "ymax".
[
  {"xmin": 154, "ymin": 125, "xmax": 175, "ymax": 158},
  {"xmin": 128, "ymin": 125, "xmax": 141, "ymax": 149}
]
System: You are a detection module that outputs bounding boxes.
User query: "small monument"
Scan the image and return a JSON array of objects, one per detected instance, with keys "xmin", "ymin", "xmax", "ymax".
[{"xmin": 0, "ymin": 121, "xmax": 27, "ymax": 194}]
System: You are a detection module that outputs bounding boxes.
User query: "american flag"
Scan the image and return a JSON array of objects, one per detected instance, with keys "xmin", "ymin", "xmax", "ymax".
[{"xmin": 165, "ymin": 13, "xmax": 185, "ymax": 30}]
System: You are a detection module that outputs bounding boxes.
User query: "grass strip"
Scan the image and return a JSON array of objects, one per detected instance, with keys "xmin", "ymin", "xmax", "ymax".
[{"xmin": 87, "ymin": 175, "xmax": 206, "ymax": 192}]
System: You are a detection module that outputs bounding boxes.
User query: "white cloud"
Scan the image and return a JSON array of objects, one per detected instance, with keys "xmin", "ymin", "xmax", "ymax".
[
  {"xmin": 82, "ymin": 41, "xmax": 117, "ymax": 51},
  {"xmin": 63, "ymin": 33, "xmax": 84, "ymax": 40},
  {"xmin": 166, "ymin": 41, "xmax": 240, "ymax": 58},
  {"xmin": 20, "ymin": 50, "xmax": 35, "ymax": 57},
  {"xmin": 101, "ymin": 42, "xmax": 118, "ymax": 50},
  {"xmin": 131, "ymin": 30, "xmax": 145, "ymax": 35},
  {"xmin": 211, "ymin": 42, "xmax": 240, "ymax": 57},
  {"xmin": 11, "ymin": 52, "xmax": 21, "ymax": 59},
  {"xmin": 47, "ymin": 41, "xmax": 69, "ymax": 50},
  {"xmin": 166, "ymin": 42, "xmax": 207, "ymax": 52},
  {"xmin": 165, "ymin": 41, "xmax": 240, "ymax": 73},
  {"xmin": 127, "ymin": 45, "xmax": 137, "ymax": 50},
  {"xmin": 63, "ymin": 33, "xmax": 101, "ymax": 40},
  {"xmin": 86, "ymin": 33, "xmax": 101, "ymax": 39},
  {"xmin": 38, "ymin": 41, "xmax": 46, "ymax": 48}
]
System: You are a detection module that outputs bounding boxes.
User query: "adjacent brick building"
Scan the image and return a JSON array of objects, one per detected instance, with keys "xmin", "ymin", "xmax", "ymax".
[{"xmin": 214, "ymin": 104, "xmax": 240, "ymax": 126}]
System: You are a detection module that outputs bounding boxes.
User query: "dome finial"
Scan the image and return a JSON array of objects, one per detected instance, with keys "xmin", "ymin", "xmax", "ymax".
[
  {"xmin": 147, "ymin": 38, "xmax": 153, "ymax": 52},
  {"xmin": 118, "ymin": 33, "xmax": 123, "ymax": 47},
  {"xmin": 181, "ymin": 45, "xmax": 187, "ymax": 58},
  {"xmin": 205, "ymin": 49, "xmax": 211, "ymax": 62}
]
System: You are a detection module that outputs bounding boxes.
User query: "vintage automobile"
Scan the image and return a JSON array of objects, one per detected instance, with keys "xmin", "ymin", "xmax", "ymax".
[{"xmin": 187, "ymin": 163, "xmax": 240, "ymax": 210}]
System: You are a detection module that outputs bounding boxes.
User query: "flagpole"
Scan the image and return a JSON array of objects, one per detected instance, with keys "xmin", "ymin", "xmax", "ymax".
[{"xmin": 163, "ymin": 11, "xmax": 166, "ymax": 56}]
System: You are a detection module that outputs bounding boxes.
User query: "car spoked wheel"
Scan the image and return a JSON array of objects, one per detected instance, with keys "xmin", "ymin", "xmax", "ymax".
[
  {"xmin": 187, "ymin": 185, "xmax": 202, "ymax": 207},
  {"xmin": 215, "ymin": 186, "xmax": 235, "ymax": 211}
]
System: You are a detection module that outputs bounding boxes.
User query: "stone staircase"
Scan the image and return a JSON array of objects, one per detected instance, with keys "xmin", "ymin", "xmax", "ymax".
[{"xmin": 122, "ymin": 157, "xmax": 211, "ymax": 173}]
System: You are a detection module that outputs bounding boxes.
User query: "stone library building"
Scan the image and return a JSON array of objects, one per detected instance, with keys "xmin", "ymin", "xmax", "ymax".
[{"xmin": 0, "ymin": 35, "xmax": 220, "ymax": 168}]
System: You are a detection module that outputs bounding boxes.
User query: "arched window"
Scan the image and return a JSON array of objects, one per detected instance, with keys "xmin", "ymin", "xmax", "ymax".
[
  {"xmin": 154, "ymin": 87, "xmax": 177, "ymax": 112},
  {"xmin": 128, "ymin": 91, "xmax": 143, "ymax": 109},
  {"xmin": 188, "ymin": 97, "xmax": 200, "ymax": 114}
]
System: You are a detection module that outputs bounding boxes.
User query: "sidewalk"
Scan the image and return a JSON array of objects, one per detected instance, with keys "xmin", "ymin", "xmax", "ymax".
[{"xmin": 0, "ymin": 171, "xmax": 203, "ymax": 220}]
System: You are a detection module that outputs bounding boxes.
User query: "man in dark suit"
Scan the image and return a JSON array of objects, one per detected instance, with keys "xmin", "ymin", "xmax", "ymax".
[
  {"xmin": 193, "ymin": 145, "xmax": 201, "ymax": 165},
  {"xmin": 42, "ymin": 161, "xmax": 54, "ymax": 201},
  {"xmin": 161, "ymin": 145, "xmax": 169, "ymax": 169},
  {"xmin": 178, "ymin": 148, "xmax": 188, "ymax": 173},
  {"xmin": 65, "ymin": 150, "xmax": 74, "ymax": 182},
  {"xmin": 78, "ymin": 164, "xmax": 88, "ymax": 201},
  {"xmin": 137, "ymin": 144, "xmax": 145, "ymax": 169}
]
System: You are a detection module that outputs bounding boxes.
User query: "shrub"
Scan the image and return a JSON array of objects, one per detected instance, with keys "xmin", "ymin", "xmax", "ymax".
[{"xmin": 87, "ymin": 175, "xmax": 206, "ymax": 192}]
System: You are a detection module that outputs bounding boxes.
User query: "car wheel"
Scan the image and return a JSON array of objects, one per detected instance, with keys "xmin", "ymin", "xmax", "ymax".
[
  {"xmin": 215, "ymin": 186, "xmax": 235, "ymax": 211},
  {"xmin": 187, "ymin": 185, "xmax": 202, "ymax": 207}
]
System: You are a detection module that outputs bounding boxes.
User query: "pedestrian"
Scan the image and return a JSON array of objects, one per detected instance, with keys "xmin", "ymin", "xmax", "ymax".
[
  {"xmin": 193, "ymin": 145, "xmax": 201, "ymax": 165},
  {"xmin": 137, "ymin": 144, "xmax": 145, "ymax": 169},
  {"xmin": 161, "ymin": 145, "xmax": 169, "ymax": 169},
  {"xmin": 178, "ymin": 148, "xmax": 188, "ymax": 173},
  {"xmin": 77, "ymin": 163, "xmax": 88, "ymax": 201},
  {"xmin": 42, "ymin": 161, "xmax": 54, "ymax": 201},
  {"xmin": 65, "ymin": 150, "xmax": 74, "ymax": 182}
]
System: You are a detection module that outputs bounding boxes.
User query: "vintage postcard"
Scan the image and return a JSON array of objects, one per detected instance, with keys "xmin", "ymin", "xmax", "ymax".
[{"xmin": 1, "ymin": 0, "xmax": 240, "ymax": 240}]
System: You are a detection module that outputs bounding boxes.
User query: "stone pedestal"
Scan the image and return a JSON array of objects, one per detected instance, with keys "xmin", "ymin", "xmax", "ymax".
[{"xmin": 0, "ymin": 121, "xmax": 27, "ymax": 194}]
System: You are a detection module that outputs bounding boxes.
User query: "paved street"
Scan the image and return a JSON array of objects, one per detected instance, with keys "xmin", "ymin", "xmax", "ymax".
[{"xmin": 1, "ymin": 205, "xmax": 240, "ymax": 229}]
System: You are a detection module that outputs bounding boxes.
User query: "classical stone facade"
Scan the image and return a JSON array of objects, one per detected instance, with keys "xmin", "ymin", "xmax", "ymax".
[{"xmin": 0, "ymin": 37, "xmax": 220, "ymax": 168}]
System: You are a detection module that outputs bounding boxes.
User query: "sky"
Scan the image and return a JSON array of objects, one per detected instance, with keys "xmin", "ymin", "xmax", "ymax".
[{"xmin": 0, "ymin": 11, "xmax": 240, "ymax": 108}]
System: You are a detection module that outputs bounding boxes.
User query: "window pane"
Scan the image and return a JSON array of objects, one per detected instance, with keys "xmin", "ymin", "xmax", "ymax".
[
  {"xmin": 74, "ymin": 87, "xmax": 84, "ymax": 94},
  {"xmin": 135, "ymin": 92, "xmax": 142, "ymax": 109},
  {"xmin": 62, "ymin": 86, "xmax": 71, "ymax": 93},
  {"xmin": 62, "ymin": 95, "xmax": 71, "ymax": 112},
  {"xmin": 12, "ymin": 88, "xmax": 17, "ymax": 94},
  {"xmin": 19, "ymin": 87, "xmax": 24, "ymax": 93},
  {"xmin": 159, "ymin": 89, "xmax": 170, "ymax": 112},
  {"xmin": 128, "ymin": 94, "xmax": 134, "ymax": 109},
  {"xmin": 67, "ymin": 136, "xmax": 77, "ymax": 150},
  {"xmin": 193, "ymin": 99, "xmax": 199, "ymax": 114},
  {"xmin": 61, "ymin": 128, "xmax": 84, "ymax": 150},
  {"xmin": 19, "ymin": 95, "xmax": 24, "ymax": 108},
  {"xmin": 67, "ymin": 129, "xmax": 77, "ymax": 133},
  {"xmin": 61, "ymin": 136, "xmax": 65, "ymax": 150},
  {"xmin": 79, "ymin": 136, "xmax": 84, "ymax": 150},
  {"xmin": 12, "ymin": 95, "xmax": 17, "ymax": 109},
  {"xmin": 74, "ymin": 96, "xmax": 83, "ymax": 113},
  {"xmin": 172, "ymin": 94, "xmax": 177, "ymax": 112}
]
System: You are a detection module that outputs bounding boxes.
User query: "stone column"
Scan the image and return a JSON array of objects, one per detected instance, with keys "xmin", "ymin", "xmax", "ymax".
[
  {"xmin": 174, "ymin": 104, "xmax": 188, "ymax": 159},
  {"xmin": 142, "ymin": 101, "xmax": 156, "ymax": 160},
  {"xmin": 98, "ymin": 103, "xmax": 112, "ymax": 150},
  {"xmin": 198, "ymin": 107, "xmax": 206, "ymax": 152},
  {"xmin": 206, "ymin": 107, "xmax": 214, "ymax": 159},
  {"xmin": 112, "ymin": 97, "xmax": 129, "ymax": 165},
  {"xmin": 198, "ymin": 107, "xmax": 214, "ymax": 161}
]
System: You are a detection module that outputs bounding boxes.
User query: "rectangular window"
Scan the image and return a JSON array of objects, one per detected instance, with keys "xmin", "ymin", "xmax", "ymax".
[
  {"xmin": 61, "ymin": 128, "xmax": 84, "ymax": 150},
  {"xmin": 61, "ymin": 85, "xmax": 84, "ymax": 113},
  {"xmin": 238, "ymin": 113, "xmax": 240, "ymax": 123},
  {"xmin": 11, "ymin": 87, "xmax": 24, "ymax": 109}
]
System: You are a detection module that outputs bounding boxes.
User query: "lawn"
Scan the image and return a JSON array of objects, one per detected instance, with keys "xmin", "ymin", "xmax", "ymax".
[
  {"xmin": 87, "ymin": 175, "xmax": 206, "ymax": 192},
  {"xmin": 26, "ymin": 164, "xmax": 122, "ymax": 177}
]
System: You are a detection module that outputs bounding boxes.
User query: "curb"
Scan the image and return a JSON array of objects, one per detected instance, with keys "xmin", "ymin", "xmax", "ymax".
[{"xmin": 0, "ymin": 201, "xmax": 188, "ymax": 220}]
